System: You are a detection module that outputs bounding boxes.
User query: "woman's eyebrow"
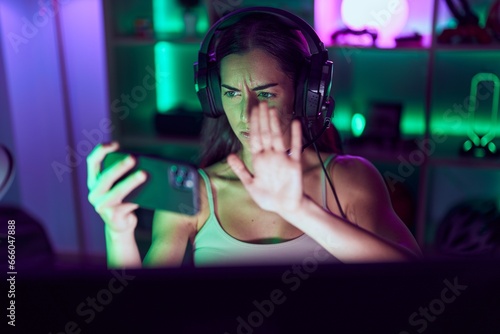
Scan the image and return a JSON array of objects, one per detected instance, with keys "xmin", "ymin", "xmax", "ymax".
[{"xmin": 221, "ymin": 83, "xmax": 279, "ymax": 91}]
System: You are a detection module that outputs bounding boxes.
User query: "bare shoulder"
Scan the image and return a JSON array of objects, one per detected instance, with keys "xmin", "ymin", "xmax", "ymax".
[
  {"xmin": 330, "ymin": 154, "xmax": 385, "ymax": 194},
  {"xmin": 331, "ymin": 154, "xmax": 375, "ymax": 171},
  {"xmin": 196, "ymin": 160, "xmax": 235, "ymax": 229}
]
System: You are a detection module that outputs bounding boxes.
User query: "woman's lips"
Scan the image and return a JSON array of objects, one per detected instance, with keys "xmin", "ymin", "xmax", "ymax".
[{"xmin": 240, "ymin": 131, "xmax": 250, "ymax": 139}]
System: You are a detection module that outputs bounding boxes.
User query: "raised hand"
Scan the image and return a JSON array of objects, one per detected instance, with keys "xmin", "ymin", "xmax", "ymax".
[
  {"xmin": 227, "ymin": 102, "xmax": 304, "ymax": 215},
  {"xmin": 87, "ymin": 142, "xmax": 147, "ymax": 233}
]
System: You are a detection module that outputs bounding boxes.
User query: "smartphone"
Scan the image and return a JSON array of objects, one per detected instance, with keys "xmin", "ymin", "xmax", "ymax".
[{"xmin": 102, "ymin": 151, "xmax": 199, "ymax": 215}]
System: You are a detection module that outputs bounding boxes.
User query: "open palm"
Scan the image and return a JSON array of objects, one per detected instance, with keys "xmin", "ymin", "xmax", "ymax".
[{"xmin": 227, "ymin": 102, "xmax": 304, "ymax": 215}]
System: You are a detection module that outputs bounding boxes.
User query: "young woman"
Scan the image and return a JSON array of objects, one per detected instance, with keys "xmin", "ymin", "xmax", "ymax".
[{"xmin": 86, "ymin": 10, "xmax": 421, "ymax": 268}]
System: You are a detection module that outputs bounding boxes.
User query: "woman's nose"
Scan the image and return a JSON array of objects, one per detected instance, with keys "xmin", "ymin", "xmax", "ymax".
[{"xmin": 241, "ymin": 94, "xmax": 259, "ymax": 122}]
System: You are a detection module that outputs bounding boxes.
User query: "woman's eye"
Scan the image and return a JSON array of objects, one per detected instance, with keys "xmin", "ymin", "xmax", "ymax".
[
  {"xmin": 258, "ymin": 92, "xmax": 276, "ymax": 99},
  {"xmin": 223, "ymin": 91, "xmax": 240, "ymax": 98}
]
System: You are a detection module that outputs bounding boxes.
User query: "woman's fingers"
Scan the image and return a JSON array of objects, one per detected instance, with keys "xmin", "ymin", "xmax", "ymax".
[
  {"xmin": 227, "ymin": 154, "xmax": 253, "ymax": 186},
  {"xmin": 251, "ymin": 102, "xmax": 288, "ymax": 154},
  {"xmin": 90, "ymin": 154, "xmax": 137, "ymax": 198},
  {"xmin": 88, "ymin": 154, "xmax": 144, "ymax": 208},
  {"xmin": 290, "ymin": 120, "xmax": 302, "ymax": 161},
  {"xmin": 105, "ymin": 170, "xmax": 147, "ymax": 205},
  {"xmin": 92, "ymin": 170, "xmax": 147, "ymax": 212},
  {"xmin": 269, "ymin": 107, "xmax": 286, "ymax": 152},
  {"xmin": 250, "ymin": 104, "xmax": 263, "ymax": 154},
  {"xmin": 258, "ymin": 102, "xmax": 273, "ymax": 150},
  {"xmin": 115, "ymin": 202, "xmax": 140, "ymax": 217},
  {"xmin": 87, "ymin": 142, "xmax": 119, "ymax": 190},
  {"xmin": 96, "ymin": 202, "xmax": 140, "ymax": 232},
  {"xmin": 86, "ymin": 142, "xmax": 144, "ymax": 234}
]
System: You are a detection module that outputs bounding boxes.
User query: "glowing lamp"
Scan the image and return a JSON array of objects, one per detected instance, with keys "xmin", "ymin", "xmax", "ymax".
[
  {"xmin": 351, "ymin": 113, "xmax": 366, "ymax": 137},
  {"xmin": 341, "ymin": 0, "xmax": 409, "ymax": 48}
]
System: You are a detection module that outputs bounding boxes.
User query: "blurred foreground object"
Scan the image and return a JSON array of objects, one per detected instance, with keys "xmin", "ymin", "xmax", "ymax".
[
  {"xmin": 435, "ymin": 198, "xmax": 500, "ymax": 258},
  {"xmin": 0, "ymin": 144, "xmax": 54, "ymax": 270},
  {"xmin": 0, "ymin": 144, "xmax": 15, "ymax": 201}
]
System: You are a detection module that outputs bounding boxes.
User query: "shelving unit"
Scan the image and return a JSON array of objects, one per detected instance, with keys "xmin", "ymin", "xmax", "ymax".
[
  {"xmin": 102, "ymin": 0, "xmax": 206, "ymax": 164},
  {"xmin": 102, "ymin": 0, "xmax": 500, "ymax": 253},
  {"xmin": 422, "ymin": 0, "xmax": 500, "ymax": 251},
  {"xmin": 329, "ymin": 0, "xmax": 500, "ymax": 250}
]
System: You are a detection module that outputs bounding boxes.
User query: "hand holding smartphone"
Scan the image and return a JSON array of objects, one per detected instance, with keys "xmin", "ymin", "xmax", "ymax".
[{"xmin": 102, "ymin": 151, "xmax": 200, "ymax": 215}]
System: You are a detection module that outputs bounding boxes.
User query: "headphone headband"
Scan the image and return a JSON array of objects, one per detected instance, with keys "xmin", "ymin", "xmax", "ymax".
[
  {"xmin": 194, "ymin": 6, "xmax": 334, "ymax": 124},
  {"xmin": 198, "ymin": 7, "xmax": 325, "ymax": 57}
]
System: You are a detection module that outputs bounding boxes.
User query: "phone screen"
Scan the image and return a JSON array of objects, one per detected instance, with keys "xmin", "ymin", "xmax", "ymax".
[{"xmin": 102, "ymin": 152, "xmax": 199, "ymax": 215}]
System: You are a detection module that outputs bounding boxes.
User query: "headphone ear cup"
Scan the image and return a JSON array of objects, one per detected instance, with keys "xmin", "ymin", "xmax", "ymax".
[
  {"xmin": 320, "ymin": 60, "xmax": 334, "ymax": 118},
  {"xmin": 207, "ymin": 65, "xmax": 224, "ymax": 117},
  {"xmin": 294, "ymin": 61, "xmax": 309, "ymax": 119},
  {"xmin": 303, "ymin": 54, "xmax": 323, "ymax": 123},
  {"xmin": 194, "ymin": 61, "xmax": 212, "ymax": 118},
  {"xmin": 304, "ymin": 54, "xmax": 334, "ymax": 125},
  {"xmin": 194, "ymin": 59, "xmax": 224, "ymax": 118}
]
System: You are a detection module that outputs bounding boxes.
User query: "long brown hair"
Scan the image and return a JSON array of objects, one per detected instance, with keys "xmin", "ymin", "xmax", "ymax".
[{"xmin": 198, "ymin": 13, "xmax": 342, "ymax": 168}]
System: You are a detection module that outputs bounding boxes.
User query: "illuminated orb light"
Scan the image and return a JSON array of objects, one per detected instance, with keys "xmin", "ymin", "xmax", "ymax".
[
  {"xmin": 351, "ymin": 113, "xmax": 366, "ymax": 137},
  {"xmin": 341, "ymin": 0, "xmax": 409, "ymax": 48}
]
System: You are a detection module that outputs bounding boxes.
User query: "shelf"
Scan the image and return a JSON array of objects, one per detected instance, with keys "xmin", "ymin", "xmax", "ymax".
[
  {"xmin": 113, "ymin": 37, "xmax": 156, "ymax": 46},
  {"xmin": 118, "ymin": 134, "xmax": 201, "ymax": 163},
  {"xmin": 434, "ymin": 44, "xmax": 500, "ymax": 51},
  {"xmin": 327, "ymin": 43, "xmax": 500, "ymax": 52},
  {"xmin": 343, "ymin": 141, "xmax": 424, "ymax": 164},
  {"xmin": 429, "ymin": 157, "xmax": 500, "ymax": 169},
  {"xmin": 327, "ymin": 44, "xmax": 430, "ymax": 52},
  {"xmin": 112, "ymin": 36, "xmax": 203, "ymax": 46}
]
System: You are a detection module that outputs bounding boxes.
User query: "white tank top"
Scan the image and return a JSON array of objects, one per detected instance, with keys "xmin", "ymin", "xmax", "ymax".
[{"xmin": 193, "ymin": 155, "xmax": 340, "ymax": 267}]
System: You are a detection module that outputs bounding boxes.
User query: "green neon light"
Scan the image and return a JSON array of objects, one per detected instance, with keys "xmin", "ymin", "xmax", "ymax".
[
  {"xmin": 155, "ymin": 41, "xmax": 202, "ymax": 113},
  {"xmin": 153, "ymin": 0, "xmax": 184, "ymax": 36},
  {"xmin": 467, "ymin": 73, "xmax": 500, "ymax": 146},
  {"xmin": 332, "ymin": 106, "xmax": 352, "ymax": 132},
  {"xmin": 196, "ymin": 8, "xmax": 209, "ymax": 35},
  {"xmin": 351, "ymin": 113, "xmax": 366, "ymax": 137},
  {"xmin": 400, "ymin": 109, "xmax": 425, "ymax": 136},
  {"xmin": 474, "ymin": 149, "xmax": 486, "ymax": 158},
  {"xmin": 155, "ymin": 42, "xmax": 172, "ymax": 112},
  {"xmin": 153, "ymin": 0, "xmax": 209, "ymax": 37},
  {"xmin": 463, "ymin": 140, "xmax": 473, "ymax": 152},
  {"xmin": 335, "ymin": 106, "xmax": 425, "ymax": 136},
  {"xmin": 488, "ymin": 142, "xmax": 497, "ymax": 153}
]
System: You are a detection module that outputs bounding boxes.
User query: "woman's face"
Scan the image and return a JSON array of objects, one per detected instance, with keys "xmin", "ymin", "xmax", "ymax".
[{"xmin": 219, "ymin": 49, "xmax": 295, "ymax": 151}]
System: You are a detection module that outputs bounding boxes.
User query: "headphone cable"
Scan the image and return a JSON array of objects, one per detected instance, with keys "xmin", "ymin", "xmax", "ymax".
[{"xmin": 306, "ymin": 122, "xmax": 348, "ymax": 220}]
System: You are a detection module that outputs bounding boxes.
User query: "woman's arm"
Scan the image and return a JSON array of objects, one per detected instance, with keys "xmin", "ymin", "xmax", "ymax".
[
  {"xmin": 281, "ymin": 156, "xmax": 422, "ymax": 262},
  {"xmin": 142, "ymin": 173, "xmax": 209, "ymax": 267},
  {"xmin": 227, "ymin": 102, "xmax": 421, "ymax": 262},
  {"xmin": 105, "ymin": 226, "xmax": 142, "ymax": 268},
  {"xmin": 87, "ymin": 142, "xmax": 146, "ymax": 269},
  {"xmin": 88, "ymin": 143, "xmax": 205, "ymax": 268},
  {"xmin": 142, "ymin": 209, "xmax": 197, "ymax": 268}
]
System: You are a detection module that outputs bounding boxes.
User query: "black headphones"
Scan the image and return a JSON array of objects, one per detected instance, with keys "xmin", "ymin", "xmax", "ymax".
[{"xmin": 194, "ymin": 6, "xmax": 335, "ymax": 127}]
